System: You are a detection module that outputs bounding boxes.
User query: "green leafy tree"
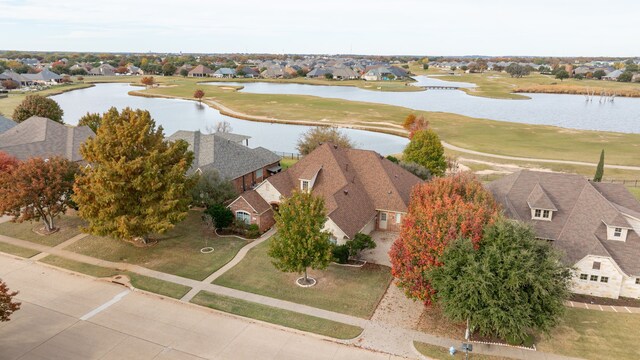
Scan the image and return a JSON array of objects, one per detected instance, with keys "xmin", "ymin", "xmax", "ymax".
[
  {"xmin": 593, "ymin": 149, "xmax": 605, "ymax": 182},
  {"xmin": 399, "ymin": 161, "xmax": 432, "ymax": 180},
  {"xmin": 592, "ymin": 69, "xmax": 606, "ymax": 79},
  {"xmin": 0, "ymin": 157, "xmax": 78, "ymax": 232},
  {"xmin": 78, "ymin": 112, "xmax": 102, "ymax": 133},
  {"xmin": 296, "ymin": 127, "xmax": 354, "ymax": 155},
  {"xmin": 346, "ymin": 233, "xmax": 376, "ymax": 258},
  {"xmin": 268, "ymin": 191, "xmax": 332, "ymax": 285},
  {"xmin": 12, "ymin": 94, "xmax": 64, "ymax": 123},
  {"xmin": 180, "ymin": 68, "xmax": 189, "ymax": 77},
  {"xmin": 161, "ymin": 63, "xmax": 177, "ymax": 76},
  {"xmin": 617, "ymin": 71, "xmax": 633, "ymax": 82},
  {"xmin": 191, "ymin": 169, "xmax": 237, "ymax": 207},
  {"xmin": 0, "ymin": 279, "xmax": 21, "ymax": 322},
  {"xmin": 555, "ymin": 69, "xmax": 569, "ymax": 81},
  {"xmin": 429, "ymin": 219, "xmax": 571, "ymax": 344},
  {"xmin": 205, "ymin": 203, "xmax": 234, "ymax": 229},
  {"xmin": 402, "ymin": 129, "xmax": 446, "ymax": 177},
  {"xmin": 73, "ymin": 107, "xmax": 195, "ymax": 243}
]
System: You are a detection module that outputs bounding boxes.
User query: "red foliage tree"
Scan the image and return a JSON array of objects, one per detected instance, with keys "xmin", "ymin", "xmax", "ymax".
[
  {"xmin": 0, "ymin": 157, "xmax": 78, "ymax": 232},
  {"xmin": 0, "ymin": 279, "xmax": 21, "ymax": 322},
  {"xmin": 389, "ymin": 173, "xmax": 500, "ymax": 305},
  {"xmin": 1, "ymin": 79, "xmax": 19, "ymax": 90},
  {"xmin": 194, "ymin": 89, "xmax": 205, "ymax": 102},
  {"xmin": 141, "ymin": 76, "xmax": 155, "ymax": 87},
  {"xmin": 0, "ymin": 152, "xmax": 19, "ymax": 173},
  {"xmin": 402, "ymin": 113, "xmax": 429, "ymax": 139}
]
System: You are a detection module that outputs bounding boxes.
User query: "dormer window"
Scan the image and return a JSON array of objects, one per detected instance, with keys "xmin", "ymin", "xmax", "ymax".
[
  {"xmin": 301, "ymin": 180, "xmax": 309, "ymax": 192},
  {"xmin": 605, "ymin": 223, "xmax": 629, "ymax": 241},
  {"xmin": 613, "ymin": 227, "xmax": 622, "ymax": 237},
  {"xmin": 532, "ymin": 208, "xmax": 553, "ymax": 220}
]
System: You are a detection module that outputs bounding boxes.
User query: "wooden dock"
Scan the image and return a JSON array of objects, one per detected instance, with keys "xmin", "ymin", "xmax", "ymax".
[{"xmin": 422, "ymin": 85, "xmax": 460, "ymax": 90}]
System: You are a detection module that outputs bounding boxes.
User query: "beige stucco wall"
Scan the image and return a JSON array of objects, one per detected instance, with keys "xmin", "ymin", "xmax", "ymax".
[
  {"xmin": 572, "ymin": 255, "xmax": 625, "ymax": 299},
  {"xmin": 359, "ymin": 215, "xmax": 377, "ymax": 236},
  {"xmin": 324, "ymin": 217, "xmax": 349, "ymax": 244},
  {"xmin": 621, "ymin": 276, "xmax": 640, "ymax": 299},
  {"xmin": 255, "ymin": 180, "xmax": 282, "ymax": 205}
]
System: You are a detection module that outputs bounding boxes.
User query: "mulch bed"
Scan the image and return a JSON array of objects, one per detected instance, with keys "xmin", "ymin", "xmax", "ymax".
[{"xmin": 570, "ymin": 294, "xmax": 640, "ymax": 308}]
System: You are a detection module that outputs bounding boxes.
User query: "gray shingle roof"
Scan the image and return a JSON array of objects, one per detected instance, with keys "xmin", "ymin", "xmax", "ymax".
[
  {"xmin": 487, "ymin": 170, "xmax": 640, "ymax": 276},
  {"xmin": 167, "ymin": 131, "xmax": 280, "ymax": 180},
  {"xmin": 0, "ymin": 116, "xmax": 94, "ymax": 161},
  {"xmin": 214, "ymin": 132, "xmax": 251, "ymax": 144},
  {"xmin": 0, "ymin": 115, "xmax": 16, "ymax": 134}
]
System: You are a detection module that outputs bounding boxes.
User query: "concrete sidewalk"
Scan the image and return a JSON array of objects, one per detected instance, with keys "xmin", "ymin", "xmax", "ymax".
[{"xmin": 0, "ymin": 234, "xmax": 585, "ymax": 360}]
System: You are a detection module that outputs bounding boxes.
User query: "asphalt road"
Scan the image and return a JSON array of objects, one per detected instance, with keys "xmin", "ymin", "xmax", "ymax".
[{"xmin": 0, "ymin": 254, "xmax": 406, "ymax": 360}]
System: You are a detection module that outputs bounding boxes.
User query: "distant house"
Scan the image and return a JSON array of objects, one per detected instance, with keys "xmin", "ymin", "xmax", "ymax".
[
  {"xmin": 167, "ymin": 130, "xmax": 281, "ymax": 193},
  {"xmin": 213, "ymin": 68, "xmax": 236, "ymax": 78},
  {"xmin": 174, "ymin": 64, "xmax": 194, "ymax": 76},
  {"xmin": 228, "ymin": 143, "xmax": 423, "ymax": 237},
  {"xmin": 236, "ymin": 66, "xmax": 260, "ymax": 78},
  {"xmin": 602, "ymin": 70, "xmax": 623, "ymax": 81},
  {"xmin": 0, "ymin": 116, "xmax": 95, "ymax": 161},
  {"xmin": 22, "ymin": 69, "xmax": 62, "ymax": 85},
  {"xmin": 362, "ymin": 66, "xmax": 408, "ymax": 81},
  {"xmin": 306, "ymin": 68, "xmax": 330, "ymax": 78},
  {"xmin": 261, "ymin": 66, "xmax": 286, "ymax": 79},
  {"xmin": 0, "ymin": 115, "xmax": 16, "ymax": 134},
  {"xmin": 188, "ymin": 65, "xmax": 214, "ymax": 77},
  {"xmin": 1, "ymin": 70, "xmax": 33, "ymax": 87},
  {"xmin": 127, "ymin": 65, "xmax": 144, "ymax": 75},
  {"xmin": 487, "ymin": 170, "xmax": 640, "ymax": 299},
  {"xmin": 89, "ymin": 64, "xmax": 115, "ymax": 76},
  {"xmin": 330, "ymin": 66, "xmax": 359, "ymax": 80}
]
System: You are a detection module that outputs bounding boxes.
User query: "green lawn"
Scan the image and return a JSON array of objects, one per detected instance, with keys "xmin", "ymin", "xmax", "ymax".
[
  {"xmin": 213, "ymin": 240, "xmax": 392, "ymax": 318},
  {"xmin": 65, "ymin": 211, "xmax": 247, "ymax": 281},
  {"xmin": 0, "ymin": 215, "xmax": 85, "ymax": 247},
  {"xmin": 280, "ymin": 157, "xmax": 299, "ymax": 169},
  {"xmin": 413, "ymin": 342, "xmax": 513, "ymax": 360},
  {"xmin": 537, "ymin": 308, "xmax": 640, "ymax": 360},
  {"xmin": 0, "ymin": 242, "xmax": 40, "ymax": 258},
  {"xmin": 191, "ymin": 291, "xmax": 362, "ymax": 339},
  {"xmin": 40, "ymin": 255, "xmax": 191, "ymax": 299},
  {"xmin": 0, "ymin": 83, "xmax": 93, "ymax": 118},
  {"xmin": 628, "ymin": 187, "xmax": 640, "ymax": 201}
]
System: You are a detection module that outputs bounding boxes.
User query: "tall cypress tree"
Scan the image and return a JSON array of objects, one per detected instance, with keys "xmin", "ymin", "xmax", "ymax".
[{"xmin": 593, "ymin": 149, "xmax": 605, "ymax": 182}]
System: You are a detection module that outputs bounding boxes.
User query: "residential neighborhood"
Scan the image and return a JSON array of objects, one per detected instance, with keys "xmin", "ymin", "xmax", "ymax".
[{"xmin": 1, "ymin": 2, "xmax": 640, "ymax": 360}]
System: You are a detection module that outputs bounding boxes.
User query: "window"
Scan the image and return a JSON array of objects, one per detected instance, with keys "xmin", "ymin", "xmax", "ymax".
[
  {"xmin": 579, "ymin": 274, "xmax": 588, "ymax": 280},
  {"xmin": 542, "ymin": 210, "xmax": 550, "ymax": 218},
  {"xmin": 396, "ymin": 213, "xmax": 401, "ymax": 223},
  {"xmin": 380, "ymin": 213, "xmax": 387, "ymax": 221},
  {"xmin": 301, "ymin": 180, "xmax": 309, "ymax": 192},
  {"xmin": 534, "ymin": 209, "xmax": 542, "ymax": 218},
  {"xmin": 592, "ymin": 261, "xmax": 601, "ymax": 270},
  {"xmin": 600, "ymin": 277, "xmax": 609, "ymax": 283},
  {"xmin": 636, "ymin": 278, "xmax": 640, "ymax": 285},
  {"xmin": 236, "ymin": 211, "xmax": 251, "ymax": 225},
  {"xmin": 613, "ymin": 227, "xmax": 622, "ymax": 237},
  {"xmin": 329, "ymin": 235, "xmax": 337, "ymax": 245},
  {"xmin": 590, "ymin": 275, "xmax": 598, "ymax": 282},
  {"xmin": 256, "ymin": 168, "xmax": 263, "ymax": 179}
]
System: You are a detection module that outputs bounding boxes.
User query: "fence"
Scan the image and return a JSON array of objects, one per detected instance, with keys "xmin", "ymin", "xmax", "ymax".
[
  {"xmin": 478, "ymin": 174, "xmax": 640, "ymax": 188},
  {"xmin": 274, "ymin": 151, "xmax": 302, "ymax": 160}
]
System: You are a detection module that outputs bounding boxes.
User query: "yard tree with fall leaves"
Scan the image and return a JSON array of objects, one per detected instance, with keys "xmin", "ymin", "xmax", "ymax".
[
  {"xmin": 12, "ymin": 94, "xmax": 64, "ymax": 123},
  {"xmin": 0, "ymin": 152, "xmax": 19, "ymax": 172},
  {"xmin": 73, "ymin": 107, "xmax": 195, "ymax": 244},
  {"xmin": 402, "ymin": 129, "xmax": 446, "ymax": 177},
  {"xmin": 0, "ymin": 279, "xmax": 21, "ymax": 322},
  {"xmin": 141, "ymin": 76, "xmax": 155, "ymax": 87},
  {"xmin": 0, "ymin": 156, "xmax": 78, "ymax": 232},
  {"xmin": 389, "ymin": 173, "xmax": 500, "ymax": 305},
  {"xmin": 268, "ymin": 191, "xmax": 333, "ymax": 286}
]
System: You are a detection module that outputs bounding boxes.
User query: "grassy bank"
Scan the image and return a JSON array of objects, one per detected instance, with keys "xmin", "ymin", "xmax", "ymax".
[
  {"xmin": 191, "ymin": 291, "xmax": 363, "ymax": 339},
  {"xmin": 40, "ymin": 255, "xmax": 191, "ymax": 299},
  {"xmin": 0, "ymin": 83, "xmax": 93, "ymax": 118},
  {"xmin": 0, "ymin": 242, "xmax": 40, "ymax": 258}
]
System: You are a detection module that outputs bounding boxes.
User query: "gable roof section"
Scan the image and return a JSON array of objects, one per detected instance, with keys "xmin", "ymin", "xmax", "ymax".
[
  {"xmin": 167, "ymin": 131, "xmax": 280, "ymax": 180},
  {"xmin": 0, "ymin": 116, "xmax": 94, "ymax": 161},
  {"xmin": 527, "ymin": 183, "xmax": 558, "ymax": 210},
  {"xmin": 0, "ymin": 115, "xmax": 16, "ymax": 134},
  {"xmin": 487, "ymin": 170, "xmax": 640, "ymax": 276},
  {"xmin": 266, "ymin": 143, "xmax": 422, "ymax": 239}
]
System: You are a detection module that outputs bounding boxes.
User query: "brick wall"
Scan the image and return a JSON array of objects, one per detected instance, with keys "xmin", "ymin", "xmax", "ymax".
[
  {"xmin": 375, "ymin": 211, "xmax": 404, "ymax": 232},
  {"xmin": 228, "ymin": 196, "xmax": 275, "ymax": 233},
  {"xmin": 230, "ymin": 162, "xmax": 280, "ymax": 193}
]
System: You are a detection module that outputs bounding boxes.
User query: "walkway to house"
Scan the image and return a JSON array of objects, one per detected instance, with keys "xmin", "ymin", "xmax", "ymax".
[{"xmin": 0, "ymin": 233, "xmax": 583, "ymax": 360}]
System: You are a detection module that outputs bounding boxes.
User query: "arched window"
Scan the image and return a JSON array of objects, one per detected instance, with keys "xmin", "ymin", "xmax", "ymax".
[{"xmin": 236, "ymin": 211, "xmax": 251, "ymax": 225}]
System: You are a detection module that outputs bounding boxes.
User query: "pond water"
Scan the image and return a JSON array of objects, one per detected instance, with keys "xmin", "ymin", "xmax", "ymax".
[
  {"xmin": 51, "ymin": 83, "xmax": 410, "ymax": 155},
  {"xmin": 204, "ymin": 76, "xmax": 640, "ymax": 133}
]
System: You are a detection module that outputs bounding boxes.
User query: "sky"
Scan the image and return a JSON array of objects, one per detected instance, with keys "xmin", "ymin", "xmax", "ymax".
[{"xmin": 1, "ymin": 0, "xmax": 638, "ymax": 56}]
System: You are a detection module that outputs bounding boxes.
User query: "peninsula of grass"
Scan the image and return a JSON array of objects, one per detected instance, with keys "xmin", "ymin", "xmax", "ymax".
[
  {"xmin": 413, "ymin": 342, "xmax": 513, "ymax": 360},
  {"xmin": 213, "ymin": 240, "xmax": 392, "ymax": 319},
  {"xmin": 65, "ymin": 211, "xmax": 247, "ymax": 281},
  {"xmin": 191, "ymin": 290, "xmax": 363, "ymax": 339},
  {"xmin": 0, "ymin": 215, "xmax": 85, "ymax": 247},
  {"xmin": 0, "ymin": 242, "xmax": 40, "ymax": 258},
  {"xmin": 40, "ymin": 255, "xmax": 191, "ymax": 299}
]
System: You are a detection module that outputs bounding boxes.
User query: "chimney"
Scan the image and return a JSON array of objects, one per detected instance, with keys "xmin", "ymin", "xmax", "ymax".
[{"xmin": 344, "ymin": 189, "xmax": 349, "ymax": 195}]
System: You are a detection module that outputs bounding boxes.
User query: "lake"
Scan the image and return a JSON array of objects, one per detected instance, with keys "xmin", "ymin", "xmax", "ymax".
[
  {"xmin": 51, "ymin": 83, "xmax": 410, "ymax": 155},
  {"xmin": 204, "ymin": 76, "xmax": 640, "ymax": 134}
]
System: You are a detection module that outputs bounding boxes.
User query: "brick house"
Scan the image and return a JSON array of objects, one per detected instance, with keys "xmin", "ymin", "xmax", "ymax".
[
  {"xmin": 227, "ymin": 143, "xmax": 422, "ymax": 242},
  {"xmin": 167, "ymin": 131, "xmax": 281, "ymax": 194},
  {"xmin": 487, "ymin": 170, "xmax": 640, "ymax": 299}
]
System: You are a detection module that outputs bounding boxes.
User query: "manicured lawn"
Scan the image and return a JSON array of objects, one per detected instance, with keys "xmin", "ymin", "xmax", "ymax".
[
  {"xmin": 628, "ymin": 187, "xmax": 640, "ymax": 201},
  {"xmin": 0, "ymin": 83, "xmax": 93, "ymax": 118},
  {"xmin": 65, "ymin": 211, "xmax": 247, "ymax": 280},
  {"xmin": 213, "ymin": 240, "xmax": 392, "ymax": 318},
  {"xmin": 280, "ymin": 157, "xmax": 299, "ymax": 169},
  {"xmin": 40, "ymin": 255, "xmax": 191, "ymax": 299},
  {"xmin": 191, "ymin": 291, "xmax": 363, "ymax": 339},
  {"xmin": 413, "ymin": 342, "xmax": 513, "ymax": 360},
  {"xmin": 0, "ymin": 242, "xmax": 40, "ymax": 258},
  {"xmin": 0, "ymin": 215, "xmax": 85, "ymax": 247},
  {"xmin": 537, "ymin": 308, "xmax": 640, "ymax": 360}
]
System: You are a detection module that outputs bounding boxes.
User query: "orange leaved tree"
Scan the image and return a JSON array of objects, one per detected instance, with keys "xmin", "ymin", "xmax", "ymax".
[
  {"xmin": 389, "ymin": 173, "xmax": 500, "ymax": 305},
  {"xmin": 141, "ymin": 76, "xmax": 155, "ymax": 88},
  {"xmin": 194, "ymin": 89, "xmax": 205, "ymax": 102}
]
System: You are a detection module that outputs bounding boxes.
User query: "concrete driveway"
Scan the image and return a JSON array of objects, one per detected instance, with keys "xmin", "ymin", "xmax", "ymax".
[
  {"xmin": 0, "ymin": 254, "xmax": 406, "ymax": 360},
  {"xmin": 359, "ymin": 231, "xmax": 399, "ymax": 267}
]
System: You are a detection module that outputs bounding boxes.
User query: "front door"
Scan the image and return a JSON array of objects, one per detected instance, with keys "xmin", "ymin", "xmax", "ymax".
[{"xmin": 379, "ymin": 212, "xmax": 388, "ymax": 230}]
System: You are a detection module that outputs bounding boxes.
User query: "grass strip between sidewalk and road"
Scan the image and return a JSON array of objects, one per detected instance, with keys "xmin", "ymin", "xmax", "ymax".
[
  {"xmin": 39, "ymin": 255, "xmax": 192, "ymax": 299},
  {"xmin": 0, "ymin": 242, "xmax": 40, "ymax": 258},
  {"xmin": 413, "ymin": 342, "xmax": 513, "ymax": 360},
  {"xmin": 190, "ymin": 290, "xmax": 363, "ymax": 340}
]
